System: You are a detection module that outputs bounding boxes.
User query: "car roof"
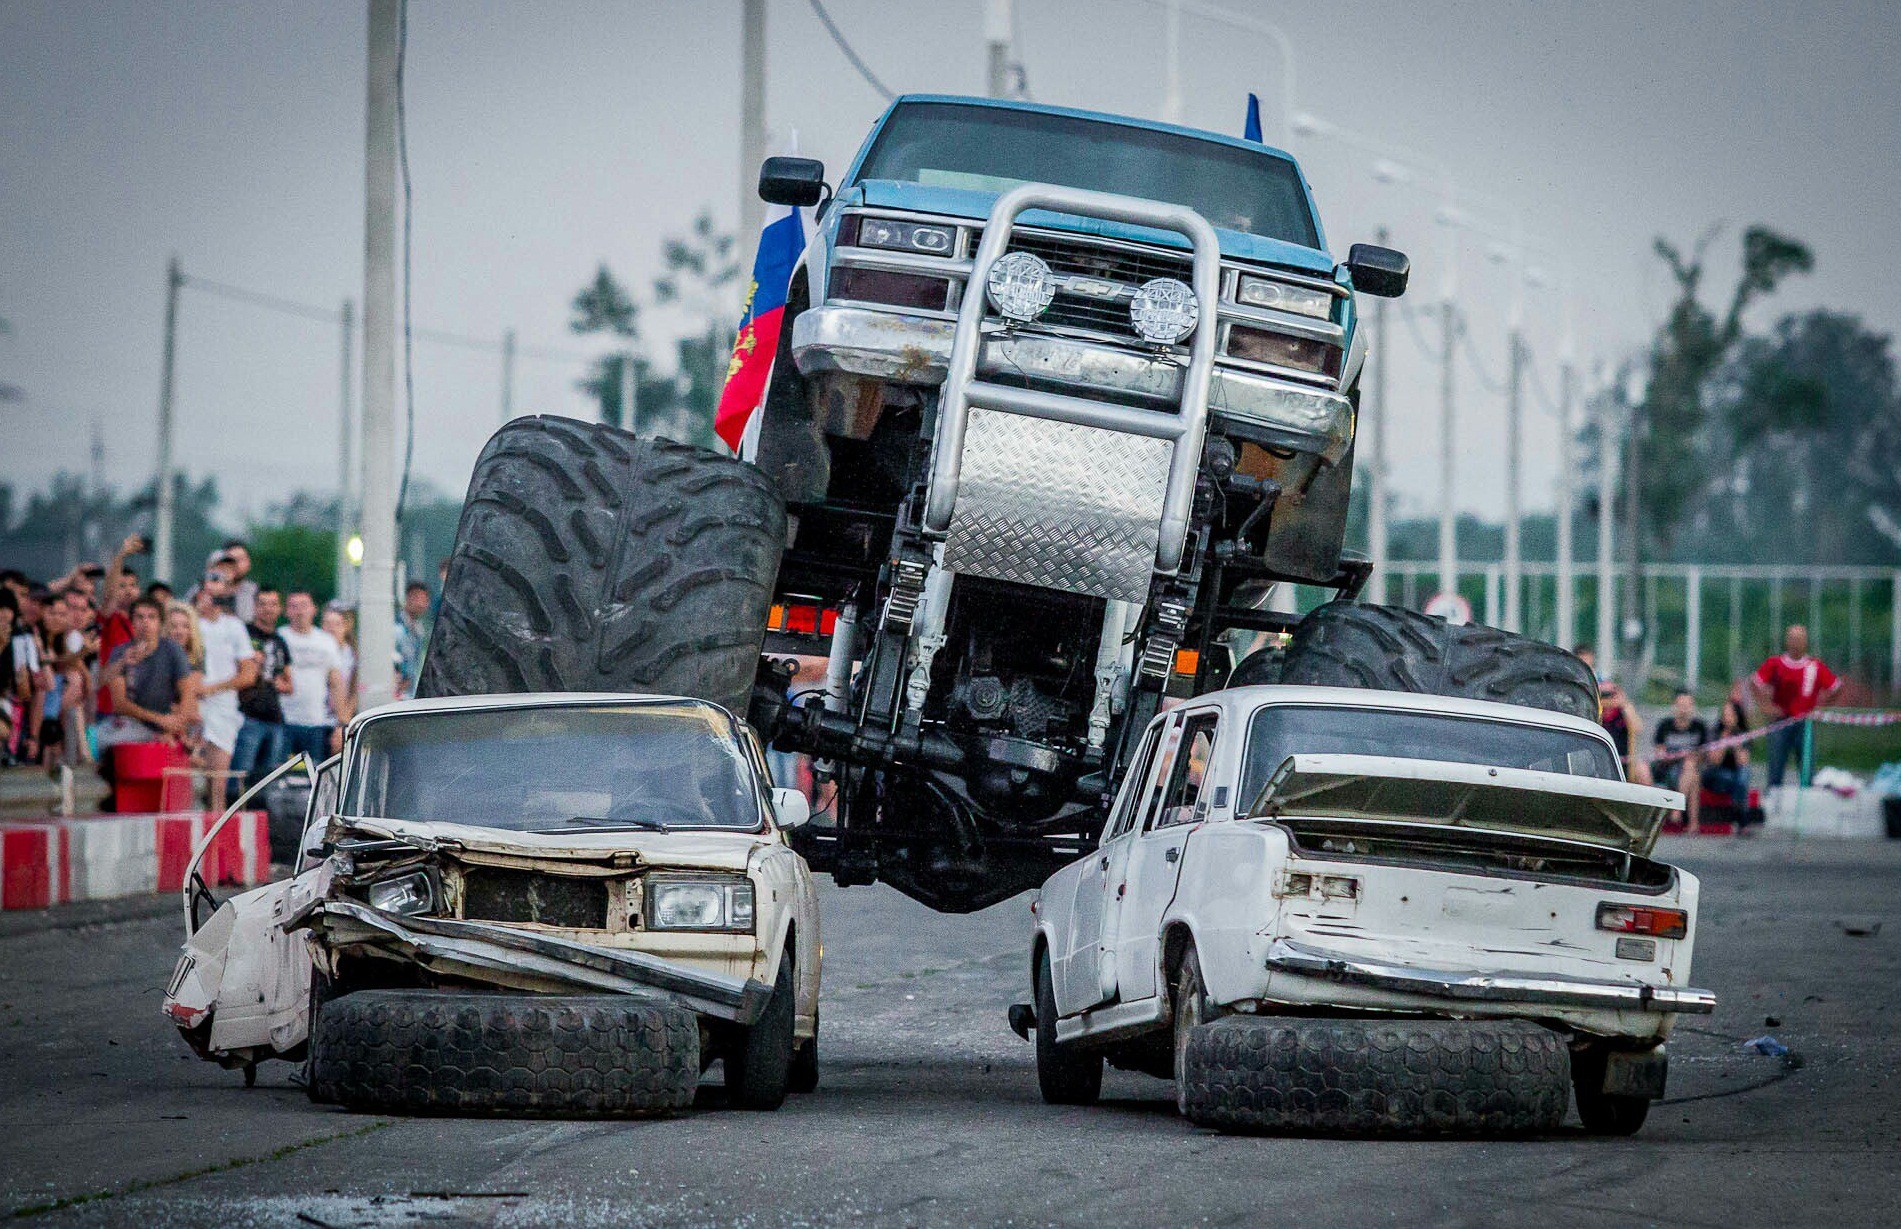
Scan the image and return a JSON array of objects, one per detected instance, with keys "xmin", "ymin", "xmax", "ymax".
[
  {"xmin": 349, "ymin": 691, "xmax": 732, "ymax": 732},
  {"xmin": 1174, "ymin": 684, "xmax": 1614, "ymax": 744}
]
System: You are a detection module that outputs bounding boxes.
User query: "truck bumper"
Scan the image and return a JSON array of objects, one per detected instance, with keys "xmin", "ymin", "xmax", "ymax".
[
  {"xmin": 305, "ymin": 900, "xmax": 773, "ymax": 1026},
  {"xmin": 791, "ymin": 304, "xmax": 1353, "ymax": 464},
  {"xmin": 1265, "ymin": 937, "xmax": 1717, "ymax": 1015}
]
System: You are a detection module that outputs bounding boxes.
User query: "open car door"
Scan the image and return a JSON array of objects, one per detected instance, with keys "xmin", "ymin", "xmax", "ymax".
[{"xmin": 163, "ymin": 754, "xmax": 339, "ymax": 1078}]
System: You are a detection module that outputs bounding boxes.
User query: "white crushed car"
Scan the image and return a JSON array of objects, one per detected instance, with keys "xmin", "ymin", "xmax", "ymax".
[
  {"xmin": 165, "ymin": 693, "xmax": 822, "ymax": 1114},
  {"xmin": 1014, "ymin": 684, "xmax": 1713, "ymax": 1135}
]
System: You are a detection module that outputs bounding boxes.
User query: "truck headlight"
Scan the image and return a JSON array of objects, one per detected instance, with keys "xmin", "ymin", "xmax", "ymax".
[
  {"xmin": 843, "ymin": 215, "xmax": 956, "ymax": 255},
  {"xmin": 985, "ymin": 251, "xmax": 1055, "ymax": 322},
  {"xmin": 1130, "ymin": 277, "xmax": 1199, "ymax": 344},
  {"xmin": 1236, "ymin": 274, "xmax": 1333, "ymax": 319},
  {"xmin": 647, "ymin": 876, "xmax": 756, "ymax": 933},
  {"xmin": 366, "ymin": 871, "xmax": 436, "ymax": 917}
]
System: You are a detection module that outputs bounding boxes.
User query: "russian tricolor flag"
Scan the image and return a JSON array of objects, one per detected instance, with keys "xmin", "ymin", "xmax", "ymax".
[{"xmin": 715, "ymin": 191, "xmax": 807, "ymax": 450}]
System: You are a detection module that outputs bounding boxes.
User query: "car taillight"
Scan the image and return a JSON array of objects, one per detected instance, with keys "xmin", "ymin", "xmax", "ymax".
[
  {"xmin": 1596, "ymin": 902, "xmax": 1688, "ymax": 940},
  {"xmin": 767, "ymin": 603, "xmax": 838, "ymax": 636},
  {"xmin": 1226, "ymin": 325, "xmax": 1337, "ymax": 375},
  {"xmin": 831, "ymin": 267, "xmax": 950, "ymax": 312}
]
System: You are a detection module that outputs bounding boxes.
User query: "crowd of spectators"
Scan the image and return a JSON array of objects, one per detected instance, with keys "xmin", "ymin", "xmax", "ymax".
[
  {"xmin": 1576, "ymin": 623, "xmax": 1842, "ymax": 833},
  {"xmin": 0, "ymin": 537, "xmax": 435, "ymax": 812}
]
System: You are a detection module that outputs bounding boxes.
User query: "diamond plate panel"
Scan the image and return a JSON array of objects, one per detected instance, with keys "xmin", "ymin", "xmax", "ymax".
[{"xmin": 943, "ymin": 407, "xmax": 1171, "ymax": 602}]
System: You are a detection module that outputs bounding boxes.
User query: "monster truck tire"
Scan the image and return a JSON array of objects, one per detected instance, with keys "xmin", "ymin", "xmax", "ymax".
[
  {"xmin": 1277, "ymin": 601, "xmax": 1596, "ymax": 720},
  {"xmin": 309, "ymin": 989, "xmax": 699, "ymax": 1116},
  {"xmin": 418, "ymin": 417, "xmax": 785, "ymax": 715},
  {"xmin": 1180, "ymin": 1015, "xmax": 1570, "ymax": 1136}
]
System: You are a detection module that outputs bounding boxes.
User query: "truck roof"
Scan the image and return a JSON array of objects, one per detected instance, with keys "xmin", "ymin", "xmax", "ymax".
[{"xmin": 1180, "ymin": 684, "xmax": 1616, "ymax": 745}]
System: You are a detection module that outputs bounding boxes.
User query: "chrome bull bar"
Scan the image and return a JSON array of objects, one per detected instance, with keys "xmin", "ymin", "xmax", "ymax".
[{"xmin": 922, "ymin": 184, "xmax": 1223, "ymax": 577}]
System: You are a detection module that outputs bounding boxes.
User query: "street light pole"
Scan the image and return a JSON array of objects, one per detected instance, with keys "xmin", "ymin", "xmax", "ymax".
[
  {"xmin": 335, "ymin": 298, "xmax": 355, "ymax": 602},
  {"xmin": 500, "ymin": 327, "xmax": 516, "ymax": 427},
  {"xmin": 1593, "ymin": 366, "xmax": 1618, "ymax": 679},
  {"xmin": 1554, "ymin": 306, "xmax": 1577, "ymax": 650},
  {"xmin": 1501, "ymin": 222, "xmax": 1526, "ymax": 633},
  {"xmin": 1366, "ymin": 225, "xmax": 1391, "ymax": 606},
  {"xmin": 356, "ymin": 0, "xmax": 401, "ymax": 711},
  {"xmin": 1147, "ymin": 0, "xmax": 1295, "ymax": 142},
  {"xmin": 986, "ymin": 0, "xmax": 1014, "ymax": 99},
  {"xmin": 152, "ymin": 256, "xmax": 183, "ymax": 586},
  {"xmin": 739, "ymin": 0, "xmax": 767, "ymax": 272}
]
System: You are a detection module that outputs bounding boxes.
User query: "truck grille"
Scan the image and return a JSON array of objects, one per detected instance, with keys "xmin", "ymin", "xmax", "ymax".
[
  {"xmin": 986, "ymin": 231, "xmax": 1193, "ymax": 343},
  {"xmin": 461, "ymin": 868, "xmax": 609, "ymax": 929}
]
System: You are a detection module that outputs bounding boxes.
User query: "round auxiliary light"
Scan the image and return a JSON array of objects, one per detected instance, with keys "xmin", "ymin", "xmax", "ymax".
[
  {"xmin": 985, "ymin": 251, "xmax": 1056, "ymax": 322},
  {"xmin": 1129, "ymin": 277, "xmax": 1199, "ymax": 345}
]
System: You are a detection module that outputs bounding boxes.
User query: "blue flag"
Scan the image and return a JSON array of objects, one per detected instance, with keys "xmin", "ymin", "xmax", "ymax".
[{"xmin": 1244, "ymin": 92, "xmax": 1263, "ymax": 142}]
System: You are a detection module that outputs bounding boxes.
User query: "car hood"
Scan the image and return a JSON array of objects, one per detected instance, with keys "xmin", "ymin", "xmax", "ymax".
[
  {"xmin": 1249, "ymin": 754, "xmax": 1684, "ymax": 856},
  {"xmin": 333, "ymin": 815, "xmax": 764, "ymax": 873},
  {"xmin": 850, "ymin": 180, "xmax": 1337, "ymax": 276}
]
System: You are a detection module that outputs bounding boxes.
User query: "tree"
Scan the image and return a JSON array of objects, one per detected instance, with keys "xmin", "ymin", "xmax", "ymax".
[
  {"xmin": 570, "ymin": 264, "xmax": 641, "ymax": 428},
  {"xmin": 1636, "ymin": 226, "xmax": 1812, "ymax": 549}
]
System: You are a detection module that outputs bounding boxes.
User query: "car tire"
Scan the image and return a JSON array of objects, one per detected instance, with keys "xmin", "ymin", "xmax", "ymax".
[
  {"xmin": 788, "ymin": 1010, "xmax": 819, "ymax": 1094},
  {"xmin": 309, "ymin": 989, "xmax": 699, "ymax": 1116},
  {"xmin": 1571, "ymin": 1045, "xmax": 1653, "ymax": 1136},
  {"xmin": 725, "ymin": 953, "xmax": 796, "ymax": 1111},
  {"xmin": 1276, "ymin": 601, "xmax": 1597, "ymax": 721},
  {"xmin": 1180, "ymin": 1015, "xmax": 1571, "ymax": 1136},
  {"xmin": 418, "ymin": 416, "xmax": 785, "ymax": 715},
  {"xmin": 1034, "ymin": 952, "xmax": 1102, "ymax": 1106},
  {"xmin": 1171, "ymin": 946, "xmax": 1223, "ymax": 1116}
]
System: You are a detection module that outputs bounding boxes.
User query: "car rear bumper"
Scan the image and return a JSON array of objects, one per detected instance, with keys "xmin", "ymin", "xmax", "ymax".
[
  {"xmin": 1265, "ymin": 937, "xmax": 1716, "ymax": 1015},
  {"xmin": 790, "ymin": 304, "xmax": 1353, "ymax": 463}
]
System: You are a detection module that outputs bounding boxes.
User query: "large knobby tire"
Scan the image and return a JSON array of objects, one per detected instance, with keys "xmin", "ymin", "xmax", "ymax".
[
  {"xmin": 418, "ymin": 417, "xmax": 785, "ymax": 714},
  {"xmin": 724, "ymin": 951, "xmax": 796, "ymax": 1111},
  {"xmin": 309, "ymin": 989, "xmax": 699, "ymax": 1116},
  {"xmin": 1277, "ymin": 601, "xmax": 1597, "ymax": 720},
  {"xmin": 1034, "ymin": 952, "xmax": 1102, "ymax": 1106},
  {"xmin": 1180, "ymin": 1015, "xmax": 1571, "ymax": 1136}
]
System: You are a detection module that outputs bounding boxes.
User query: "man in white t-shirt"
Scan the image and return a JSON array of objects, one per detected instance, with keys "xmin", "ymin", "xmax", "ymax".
[
  {"xmin": 192, "ymin": 566, "xmax": 260, "ymax": 811},
  {"xmin": 279, "ymin": 591, "xmax": 349, "ymax": 763}
]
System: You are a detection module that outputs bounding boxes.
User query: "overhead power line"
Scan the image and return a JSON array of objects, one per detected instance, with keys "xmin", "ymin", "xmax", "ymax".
[
  {"xmin": 808, "ymin": 0, "xmax": 896, "ymax": 101},
  {"xmin": 1457, "ymin": 320, "xmax": 1506, "ymax": 395}
]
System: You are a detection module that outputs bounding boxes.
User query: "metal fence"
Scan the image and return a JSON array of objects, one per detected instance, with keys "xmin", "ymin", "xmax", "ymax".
[{"xmin": 1374, "ymin": 561, "xmax": 1901, "ymax": 699}]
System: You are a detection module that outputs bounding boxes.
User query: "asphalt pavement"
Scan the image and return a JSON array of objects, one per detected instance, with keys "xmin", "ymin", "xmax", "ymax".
[{"xmin": 1, "ymin": 836, "xmax": 1896, "ymax": 1228}]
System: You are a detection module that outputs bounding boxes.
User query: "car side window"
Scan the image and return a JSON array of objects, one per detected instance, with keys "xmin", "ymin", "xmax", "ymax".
[
  {"xmin": 297, "ymin": 754, "xmax": 343, "ymax": 872},
  {"xmin": 1101, "ymin": 722, "xmax": 1163, "ymax": 845},
  {"xmin": 1151, "ymin": 713, "xmax": 1218, "ymax": 829}
]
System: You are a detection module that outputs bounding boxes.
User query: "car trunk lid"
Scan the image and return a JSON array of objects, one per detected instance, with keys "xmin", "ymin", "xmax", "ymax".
[{"xmin": 1250, "ymin": 753, "xmax": 1681, "ymax": 856}]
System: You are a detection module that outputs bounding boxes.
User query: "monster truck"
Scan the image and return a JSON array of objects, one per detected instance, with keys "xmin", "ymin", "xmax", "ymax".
[{"xmin": 422, "ymin": 95, "xmax": 1590, "ymax": 913}]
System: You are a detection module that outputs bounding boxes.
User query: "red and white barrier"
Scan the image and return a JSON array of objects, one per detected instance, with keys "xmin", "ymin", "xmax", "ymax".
[{"xmin": 0, "ymin": 810, "xmax": 268, "ymax": 910}]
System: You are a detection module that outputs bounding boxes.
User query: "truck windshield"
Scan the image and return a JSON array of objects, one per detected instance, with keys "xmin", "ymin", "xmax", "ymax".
[
  {"xmin": 340, "ymin": 702, "xmax": 762, "ymax": 833},
  {"xmin": 854, "ymin": 102, "xmax": 1320, "ymax": 249},
  {"xmin": 1238, "ymin": 705, "xmax": 1620, "ymax": 816}
]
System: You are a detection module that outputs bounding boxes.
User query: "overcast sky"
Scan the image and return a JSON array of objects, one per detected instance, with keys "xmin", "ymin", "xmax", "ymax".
[{"xmin": 4, "ymin": 0, "xmax": 1898, "ymax": 529}]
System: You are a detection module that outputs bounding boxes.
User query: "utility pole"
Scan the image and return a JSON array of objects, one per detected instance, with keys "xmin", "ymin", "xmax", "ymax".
[
  {"xmin": 152, "ymin": 256, "xmax": 183, "ymax": 585},
  {"xmin": 622, "ymin": 352, "xmax": 638, "ymax": 435},
  {"xmin": 986, "ymin": 0, "xmax": 1013, "ymax": 98},
  {"xmin": 357, "ymin": 0, "xmax": 401, "ymax": 711},
  {"xmin": 1436, "ymin": 297, "xmax": 1458, "ymax": 604},
  {"xmin": 1366, "ymin": 226, "xmax": 1390, "ymax": 606},
  {"xmin": 1593, "ymin": 368, "xmax": 1617, "ymax": 679},
  {"xmin": 739, "ymin": 0, "xmax": 767, "ymax": 270},
  {"xmin": 1554, "ymin": 349, "xmax": 1576, "ymax": 649},
  {"xmin": 1621, "ymin": 382, "xmax": 1645, "ymax": 690},
  {"xmin": 335, "ymin": 298, "xmax": 356, "ymax": 602},
  {"xmin": 1502, "ymin": 329, "xmax": 1523, "ymax": 632},
  {"xmin": 1162, "ymin": 0, "xmax": 1182, "ymax": 123},
  {"xmin": 500, "ymin": 328, "xmax": 516, "ymax": 426}
]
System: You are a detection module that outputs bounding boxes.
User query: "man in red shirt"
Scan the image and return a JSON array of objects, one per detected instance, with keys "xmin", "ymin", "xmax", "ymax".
[{"xmin": 1750, "ymin": 624, "xmax": 1842, "ymax": 787}]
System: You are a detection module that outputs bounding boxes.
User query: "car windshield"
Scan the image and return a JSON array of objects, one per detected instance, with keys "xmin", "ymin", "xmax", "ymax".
[
  {"xmin": 1239, "ymin": 704, "xmax": 1620, "ymax": 815},
  {"xmin": 854, "ymin": 102, "xmax": 1320, "ymax": 248},
  {"xmin": 340, "ymin": 702, "xmax": 762, "ymax": 833}
]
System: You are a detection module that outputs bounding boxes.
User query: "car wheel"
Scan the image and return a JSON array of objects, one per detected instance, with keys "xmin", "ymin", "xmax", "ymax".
[
  {"xmin": 1572, "ymin": 1046, "xmax": 1653, "ymax": 1136},
  {"xmin": 1171, "ymin": 945, "xmax": 1221, "ymax": 1116},
  {"xmin": 1275, "ymin": 601, "xmax": 1597, "ymax": 720},
  {"xmin": 1180, "ymin": 1015, "xmax": 1570, "ymax": 1136},
  {"xmin": 309, "ymin": 989, "xmax": 698, "ymax": 1116},
  {"xmin": 1034, "ymin": 952, "xmax": 1102, "ymax": 1106},
  {"xmin": 726, "ymin": 954, "xmax": 796, "ymax": 1111},
  {"xmin": 417, "ymin": 416, "xmax": 785, "ymax": 715},
  {"xmin": 789, "ymin": 1010, "xmax": 819, "ymax": 1094}
]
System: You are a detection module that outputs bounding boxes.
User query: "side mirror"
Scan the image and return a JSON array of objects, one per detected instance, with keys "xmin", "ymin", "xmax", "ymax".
[
  {"xmin": 771, "ymin": 787, "xmax": 811, "ymax": 830},
  {"xmin": 1343, "ymin": 243, "xmax": 1409, "ymax": 298},
  {"xmin": 759, "ymin": 156, "xmax": 827, "ymax": 208}
]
